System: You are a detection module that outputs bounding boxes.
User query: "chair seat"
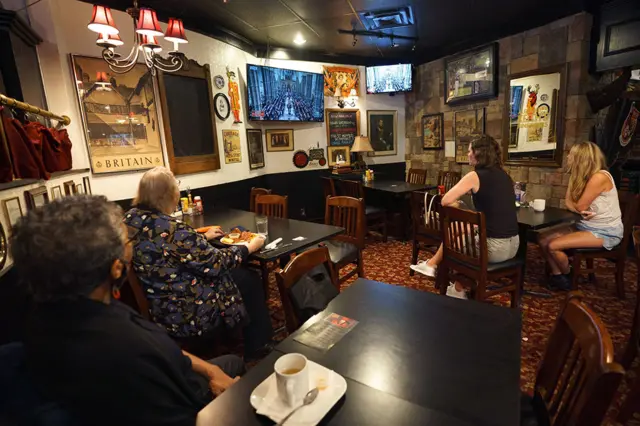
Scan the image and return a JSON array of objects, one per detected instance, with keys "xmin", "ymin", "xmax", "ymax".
[
  {"xmin": 567, "ymin": 246, "xmax": 618, "ymax": 255},
  {"xmin": 322, "ymin": 240, "xmax": 359, "ymax": 265},
  {"xmin": 366, "ymin": 205, "xmax": 385, "ymax": 216},
  {"xmin": 448, "ymin": 255, "xmax": 524, "ymax": 273}
]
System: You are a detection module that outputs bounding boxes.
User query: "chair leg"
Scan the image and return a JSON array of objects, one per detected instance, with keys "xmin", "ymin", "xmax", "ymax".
[
  {"xmin": 410, "ymin": 241, "xmax": 419, "ymax": 276},
  {"xmin": 511, "ymin": 269, "xmax": 521, "ymax": 309},
  {"xmin": 586, "ymin": 258, "xmax": 596, "ymax": 283},
  {"xmin": 615, "ymin": 258, "xmax": 626, "ymax": 299},
  {"xmin": 571, "ymin": 256, "xmax": 581, "ymax": 290},
  {"xmin": 357, "ymin": 251, "xmax": 365, "ymax": 279},
  {"xmin": 436, "ymin": 263, "xmax": 447, "ymax": 295},
  {"xmin": 382, "ymin": 216, "xmax": 388, "ymax": 243}
]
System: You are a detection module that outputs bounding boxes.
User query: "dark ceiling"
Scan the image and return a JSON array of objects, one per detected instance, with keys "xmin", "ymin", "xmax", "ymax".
[{"xmin": 83, "ymin": 0, "xmax": 600, "ymax": 65}]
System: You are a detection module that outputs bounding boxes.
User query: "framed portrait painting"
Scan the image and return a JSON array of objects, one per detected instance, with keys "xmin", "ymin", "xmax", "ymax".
[
  {"xmin": 323, "ymin": 66, "xmax": 360, "ymax": 97},
  {"xmin": 64, "ymin": 180, "xmax": 76, "ymax": 196},
  {"xmin": 367, "ymin": 110, "xmax": 397, "ymax": 156},
  {"xmin": 265, "ymin": 129, "xmax": 294, "ymax": 152},
  {"xmin": 246, "ymin": 129, "xmax": 265, "ymax": 170},
  {"xmin": 70, "ymin": 55, "xmax": 165, "ymax": 174},
  {"xmin": 454, "ymin": 108, "xmax": 485, "ymax": 164},
  {"xmin": 2, "ymin": 197, "xmax": 23, "ymax": 230},
  {"xmin": 83, "ymin": 177, "xmax": 92, "ymax": 195},
  {"xmin": 422, "ymin": 113, "xmax": 444, "ymax": 150},
  {"xmin": 51, "ymin": 185, "xmax": 63, "ymax": 200},
  {"xmin": 327, "ymin": 146, "xmax": 351, "ymax": 167},
  {"xmin": 24, "ymin": 186, "xmax": 50, "ymax": 211},
  {"xmin": 445, "ymin": 43, "xmax": 498, "ymax": 105}
]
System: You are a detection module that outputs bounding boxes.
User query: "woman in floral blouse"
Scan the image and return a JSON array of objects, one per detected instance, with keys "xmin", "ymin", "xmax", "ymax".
[{"xmin": 124, "ymin": 167, "xmax": 273, "ymax": 357}]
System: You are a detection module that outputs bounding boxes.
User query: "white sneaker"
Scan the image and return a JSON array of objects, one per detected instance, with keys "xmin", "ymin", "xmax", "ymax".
[
  {"xmin": 410, "ymin": 261, "xmax": 437, "ymax": 277},
  {"xmin": 446, "ymin": 283, "xmax": 468, "ymax": 300}
]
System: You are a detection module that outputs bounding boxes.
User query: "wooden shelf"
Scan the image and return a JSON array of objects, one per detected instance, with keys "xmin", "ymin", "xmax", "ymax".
[{"xmin": 0, "ymin": 168, "xmax": 90, "ymax": 192}]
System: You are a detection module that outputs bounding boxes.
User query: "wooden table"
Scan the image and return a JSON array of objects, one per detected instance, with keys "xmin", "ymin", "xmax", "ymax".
[
  {"xmin": 198, "ymin": 279, "xmax": 522, "ymax": 426},
  {"xmin": 362, "ymin": 179, "xmax": 436, "ymax": 194}
]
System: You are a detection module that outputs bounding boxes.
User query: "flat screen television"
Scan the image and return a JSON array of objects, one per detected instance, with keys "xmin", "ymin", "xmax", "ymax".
[
  {"xmin": 246, "ymin": 64, "xmax": 324, "ymax": 122},
  {"xmin": 366, "ymin": 63, "xmax": 412, "ymax": 94}
]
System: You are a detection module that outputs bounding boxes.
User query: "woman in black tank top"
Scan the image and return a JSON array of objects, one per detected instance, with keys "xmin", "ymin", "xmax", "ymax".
[{"xmin": 410, "ymin": 135, "xmax": 520, "ymax": 299}]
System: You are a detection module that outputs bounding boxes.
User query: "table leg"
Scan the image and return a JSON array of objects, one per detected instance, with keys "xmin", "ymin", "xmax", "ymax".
[
  {"xmin": 259, "ymin": 260, "xmax": 270, "ymax": 299},
  {"xmin": 519, "ymin": 227, "xmax": 552, "ymax": 299}
]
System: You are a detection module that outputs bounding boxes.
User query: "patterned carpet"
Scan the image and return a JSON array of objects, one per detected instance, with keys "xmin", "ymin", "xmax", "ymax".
[{"xmin": 261, "ymin": 240, "xmax": 638, "ymax": 423}]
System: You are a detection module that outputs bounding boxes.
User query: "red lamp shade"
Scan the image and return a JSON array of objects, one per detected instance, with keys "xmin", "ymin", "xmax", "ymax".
[
  {"xmin": 88, "ymin": 5, "xmax": 119, "ymax": 35},
  {"xmin": 140, "ymin": 34, "xmax": 162, "ymax": 52},
  {"xmin": 164, "ymin": 18, "xmax": 188, "ymax": 44},
  {"xmin": 136, "ymin": 8, "xmax": 163, "ymax": 37},
  {"xmin": 97, "ymin": 32, "xmax": 124, "ymax": 48}
]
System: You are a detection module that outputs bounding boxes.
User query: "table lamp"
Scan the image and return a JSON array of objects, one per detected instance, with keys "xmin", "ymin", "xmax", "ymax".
[{"xmin": 351, "ymin": 135, "xmax": 373, "ymax": 171}]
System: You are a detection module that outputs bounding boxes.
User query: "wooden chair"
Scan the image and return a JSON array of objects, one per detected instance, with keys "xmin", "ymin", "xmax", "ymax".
[
  {"xmin": 275, "ymin": 247, "xmax": 339, "ymax": 333},
  {"xmin": 337, "ymin": 179, "xmax": 387, "ymax": 242},
  {"xmin": 407, "ymin": 168, "xmax": 427, "ymax": 185},
  {"xmin": 617, "ymin": 366, "xmax": 640, "ymax": 424},
  {"xmin": 620, "ymin": 226, "xmax": 640, "ymax": 370},
  {"xmin": 410, "ymin": 191, "xmax": 443, "ymax": 276},
  {"xmin": 524, "ymin": 292, "xmax": 624, "ymax": 426},
  {"xmin": 438, "ymin": 171, "xmax": 461, "ymax": 192},
  {"xmin": 321, "ymin": 176, "xmax": 336, "ymax": 200},
  {"xmin": 250, "ymin": 187, "xmax": 271, "ymax": 213},
  {"xmin": 121, "ymin": 265, "xmax": 150, "ymax": 320},
  {"xmin": 323, "ymin": 196, "xmax": 366, "ymax": 284},
  {"xmin": 569, "ymin": 193, "xmax": 639, "ymax": 299},
  {"xmin": 255, "ymin": 194, "xmax": 288, "ymax": 218},
  {"xmin": 437, "ymin": 206, "xmax": 523, "ymax": 308}
]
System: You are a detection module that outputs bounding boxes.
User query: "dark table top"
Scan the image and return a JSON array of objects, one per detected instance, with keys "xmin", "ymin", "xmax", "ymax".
[
  {"xmin": 183, "ymin": 209, "xmax": 344, "ymax": 262},
  {"xmin": 200, "ymin": 279, "xmax": 522, "ymax": 426},
  {"xmin": 363, "ymin": 180, "xmax": 437, "ymax": 194},
  {"xmin": 516, "ymin": 206, "xmax": 581, "ymax": 230}
]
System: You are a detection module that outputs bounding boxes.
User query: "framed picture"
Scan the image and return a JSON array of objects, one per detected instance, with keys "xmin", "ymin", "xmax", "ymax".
[
  {"xmin": 265, "ymin": 129, "xmax": 294, "ymax": 152},
  {"xmin": 454, "ymin": 108, "xmax": 486, "ymax": 163},
  {"xmin": 76, "ymin": 184, "xmax": 85, "ymax": 194},
  {"xmin": 64, "ymin": 180, "xmax": 76, "ymax": 196},
  {"xmin": 325, "ymin": 109, "xmax": 360, "ymax": 147},
  {"xmin": 222, "ymin": 129, "xmax": 242, "ymax": 164},
  {"xmin": 327, "ymin": 146, "xmax": 351, "ymax": 167},
  {"xmin": 214, "ymin": 93, "xmax": 231, "ymax": 120},
  {"xmin": 367, "ymin": 110, "xmax": 397, "ymax": 156},
  {"xmin": 445, "ymin": 43, "xmax": 498, "ymax": 105},
  {"xmin": 24, "ymin": 186, "xmax": 50, "ymax": 211},
  {"xmin": 51, "ymin": 185, "xmax": 63, "ymax": 200},
  {"xmin": 422, "ymin": 113, "xmax": 444, "ymax": 150},
  {"xmin": 2, "ymin": 197, "xmax": 23, "ymax": 230},
  {"xmin": 246, "ymin": 129, "xmax": 265, "ymax": 170},
  {"xmin": 83, "ymin": 177, "xmax": 92, "ymax": 195},
  {"xmin": 323, "ymin": 66, "xmax": 360, "ymax": 97},
  {"xmin": 70, "ymin": 55, "xmax": 165, "ymax": 174}
]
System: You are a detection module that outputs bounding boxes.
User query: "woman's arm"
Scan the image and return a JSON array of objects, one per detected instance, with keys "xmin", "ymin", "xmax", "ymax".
[
  {"xmin": 183, "ymin": 350, "xmax": 239, "ymax": 396},
  {"xmin": 574, "ymin": 172, "xmax": 611, "ymax": 212},
  {"xmin": 441, "ymin": 171, "xmax": 480, "ymax": 206},
  {"xmin": 565, "ymin": 188, "xmax": 578, "ymax": 213}
]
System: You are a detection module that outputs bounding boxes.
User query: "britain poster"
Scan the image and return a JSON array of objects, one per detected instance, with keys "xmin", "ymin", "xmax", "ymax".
[
  {"xmin": 70, "ymin": 55, "xmax": 165, "ymax": 174},
  {"xmin": 323, "ymin": 66, "xmax": 360, "ymax": 97},
  {"xmin": 222, "ymin": 129, "xmax": 242, "ymax": 164}
]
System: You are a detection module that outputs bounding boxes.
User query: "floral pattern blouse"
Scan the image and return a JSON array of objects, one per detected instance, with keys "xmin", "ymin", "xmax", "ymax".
[{"xmin": 124, "ymin": 207, "xmax": 249, "ymax": 338}]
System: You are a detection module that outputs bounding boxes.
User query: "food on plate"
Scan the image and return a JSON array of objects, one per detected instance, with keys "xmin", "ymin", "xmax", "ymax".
[{"xmin": 220, "ymin": 228, "xmax": 258, "ymax": 245}]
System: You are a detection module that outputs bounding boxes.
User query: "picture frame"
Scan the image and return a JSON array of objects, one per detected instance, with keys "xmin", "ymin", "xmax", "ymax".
[
  {"xmin": 76, "ymin": 184, "xmax": 85, "ymax": 194},
  {"xmin": 51, "ymin": 185, "xmax": 63, "ymax": 200},
  {"xmin": 246, "ymin": 129, "xmax": 265, "ymax": 170},
  {"xmin": 83, "ymin": 177, "xmax": 92, "ymax": 195},
  {"xmin": 367, "ymin": 110, "xmax": 398, "ymax": 156},
  {"xmin": 454, "ymin": 108, "xmax": 486, "ymax": 164},
  {"xmin": 445, "ymin": 43, "xmax": 498, "ymax": 105},
  {"xmin": 2, "ymin": 197, "xmax": 23, "ymax": 230},
  {"xmin": 221, "ymin": 129, "xmax": 242, "ymax": 164},
  {"xmin": 325, "ymin": 109, "xmax": 360, "ymax": 147},
  {"xmin": 214, "ymin": 93, "xmax": 231, "ymax": 120},
  {"xmin": 265, "ymin": 129, "xmax": 294, "ymax": 152},
  {"xmin": 64, "ymin": 180, "xmax": 76, "ymax": 196},
  {"xmin": 422, "ymin": 113, "xmax": 444, "ymax": 150},
  {"xmin": 24, "ymin": 186, "xmax": 50, "ymax": 211},
  {"xmin": 327, "ymin": 146, "xmax": 351, "ymax": 167}
]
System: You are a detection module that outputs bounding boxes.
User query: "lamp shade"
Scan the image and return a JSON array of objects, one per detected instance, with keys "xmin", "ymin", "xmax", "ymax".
[
  {"xmin": 140, "ymin": 34, "xmax": 162, "ymax": 52},
  {"xmin": 351, "ymin": 136, "xmax": 373, "ymax": 153},
  {"xmin": 97, "ymin": 32, "xmax": 124, "ymax": 48},
  {"xmin": 164, "ymin": 18, "xmax": 188, "ymax": 43},
  {"xmin": 88, "ymin": 5, "xmax": 119, "ymax": 35},
  {"xmin": 136, "ymin": 8, "xmax": 163, "ymax": 37}
]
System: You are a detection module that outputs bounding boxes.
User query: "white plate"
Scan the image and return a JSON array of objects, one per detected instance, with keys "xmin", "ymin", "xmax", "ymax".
[{"xmin": 250, "ymin": 360, "xmax": 347, "ymax": 426}]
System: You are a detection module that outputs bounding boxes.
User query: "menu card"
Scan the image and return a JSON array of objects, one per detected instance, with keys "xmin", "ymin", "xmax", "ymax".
[{"xmin": 293, "ymin": 312, "xmax": 358, "ymax": 352}]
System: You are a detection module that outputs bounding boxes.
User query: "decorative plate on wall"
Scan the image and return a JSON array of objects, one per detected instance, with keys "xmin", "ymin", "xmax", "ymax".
[
  {"xmin": 293, "ymin": 150, "xmax": 309, "ymax": 169},
  {"xmin": 214, "ymin": 75, "xmax": 225, "ymax": 89},
  {"xmin": 214, "ymin": 93, "xmax": 231, "ymax": 120}
]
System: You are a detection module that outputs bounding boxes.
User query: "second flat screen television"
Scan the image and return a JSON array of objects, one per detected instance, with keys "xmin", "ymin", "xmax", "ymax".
[{"xmin": 246, "ymin": 64, "xmax": 324, "ymax": 122}]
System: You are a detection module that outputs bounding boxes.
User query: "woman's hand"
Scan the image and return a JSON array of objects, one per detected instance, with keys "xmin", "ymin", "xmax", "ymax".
[
  {"xmin": 247, "ymin": 235, "xmax": 265, "ymax": 253},
  {"xmin": 205, "ymin": 226, "xmax": 225, "ymax": 240},
  {"xmin": 580, "ymin": 210, "xmax": 596, "ymax": 221}
]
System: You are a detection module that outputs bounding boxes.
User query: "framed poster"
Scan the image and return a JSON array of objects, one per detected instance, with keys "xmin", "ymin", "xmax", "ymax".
[
  {"xmin": 445, "ymin": 43, "xmax": 498, "ymax": 105},
  {"xmin": 2, "ymin": 197, "xmax": 23, "ymax": 230},
  {"xmin": 24, "ymin": 186, "xmax": 49, "ymax": 211},
  {"xmin": 51, "ymin": 185, "xmax": 63, "ymax": 200},
  {"xmin": 323, "ymin": 66, "xmax": 360, "ymax": 97},
  {"xmin": 246, "ymin": 129, "xmax": 265, "ymax": 170},
  {"xmin": 265, "ymin": 129, "xmax": 294, "ymax": 152},
  {"xmin": 422, "ymin": 113, "xmax": 444, "ymax": 150},
  {"xmin": 367, "ymin": 110, "xmax": 397, "ymax": 156},
  {"xmin": 325, "ymin": 109, "xmax": 360, "ymax": 147},
  {"xmin": 64, "ymin": 180, "xmax": 76, "ymax": 196},
  {"xmin": 70, "ymin": 55, "xmax": 165, "ymax": 174},
  {"xmin": 222, "ymin": 130, "xmax": 242, "ymax": 164},
  {"xmin": 454, "ymin": 108, "xmax": 486, "ymax": 163},
  {"xmin": 328, "ymin": 146, "xmax": 351, "ymax": 167}
]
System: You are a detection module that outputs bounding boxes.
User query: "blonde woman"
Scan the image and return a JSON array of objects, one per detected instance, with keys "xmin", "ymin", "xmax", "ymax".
[{"xmin": 539, "ymin": 142, "xmax": 623, "ymax": 290}]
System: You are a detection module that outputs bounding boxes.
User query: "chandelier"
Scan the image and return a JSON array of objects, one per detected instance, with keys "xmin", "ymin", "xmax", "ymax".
[{"xmin": 87, "ymin": 1, "xmax": 188, "ymax": 75}]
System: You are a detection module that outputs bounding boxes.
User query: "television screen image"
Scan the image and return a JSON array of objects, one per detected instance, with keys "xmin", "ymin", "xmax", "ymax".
[
  {"xmin": 247, "ymin": 64, "xmax": 324, "ymax": 122},
  {"xmin": 366, "ymin": 64, "xmax": 412, "ymax": 94}
]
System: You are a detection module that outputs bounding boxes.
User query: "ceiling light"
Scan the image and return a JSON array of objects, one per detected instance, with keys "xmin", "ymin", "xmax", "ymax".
[{"xmin": 293, "ymin": 34, "xmax": 306, "ymax": 45}]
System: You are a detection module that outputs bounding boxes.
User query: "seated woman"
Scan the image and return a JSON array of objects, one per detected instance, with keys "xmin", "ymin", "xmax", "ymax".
[
  {"xmin": 124, "ymin": 167, "xmax": 273, "ymax": 357},
  {"xmin": 411, "ymin": 135, "xmax": 519, "ymax": 299},
  {"xmin": 538, "ymin": 141, "xmax": 623, "ymax": 290},
  {"xmin": 17, "ymin": 196, "xmax": 243, "ymax": 426}
]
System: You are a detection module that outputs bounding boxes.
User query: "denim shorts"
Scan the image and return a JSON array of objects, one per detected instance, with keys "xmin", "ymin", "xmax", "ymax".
[{"xmin": 575, "ymin": 222, "xmax": 623, "ymax": 250}]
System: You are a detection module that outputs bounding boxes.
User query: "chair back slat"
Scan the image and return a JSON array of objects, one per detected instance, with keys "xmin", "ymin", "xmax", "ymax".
[
  {"xmin": 534, "ymin": 292, "xmax": 624, "ymax": 426},
  {"xmin": 255, "ymin": 194, "xmax": 288, "ymax": 218},
  {"xmin": 336, "ymin": 180, "xmax": 364, "ymax": 199},
  {"xmin": 438, "ymin": 171, "xmax": 461, "ymax": 192},
  {"xmin": 321, "ymin": 177, "xmax": 336, "ymax": 200},
  {"xmin": 441, "ymin": 206, "xmax": 486, "ymax": 268},
  {"xmin": 407, "ymin": 168, "xmax": 427, "ymax": 185},
  {"xmin": 250, "ymin": 187, "xmax": 271, "ymax": 213},
  {"xmin": 325, "ymin": 196, "xmax": 365, "ymax": 249}
]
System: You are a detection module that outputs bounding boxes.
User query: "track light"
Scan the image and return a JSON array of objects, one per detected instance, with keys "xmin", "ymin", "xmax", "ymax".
[{"xmin": 352, "ymin": 34, "xmax": 358, "ymax": 47}]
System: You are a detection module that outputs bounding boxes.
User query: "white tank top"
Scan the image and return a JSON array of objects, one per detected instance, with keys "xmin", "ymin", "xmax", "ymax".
[{"xmin": 583, "ymin": 170, "xmax": 622, "ymax": 228}]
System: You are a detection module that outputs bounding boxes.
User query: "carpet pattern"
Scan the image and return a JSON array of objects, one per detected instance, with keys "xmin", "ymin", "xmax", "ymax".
[{"xmin": 261, "ymin": 241, "xmax": 638, "ymax": 424}]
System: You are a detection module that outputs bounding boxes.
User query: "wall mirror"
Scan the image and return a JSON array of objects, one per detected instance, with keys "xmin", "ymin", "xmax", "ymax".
[{"xmin": 502, "ymin": 65, "xmax": 567, "ymax": 167}]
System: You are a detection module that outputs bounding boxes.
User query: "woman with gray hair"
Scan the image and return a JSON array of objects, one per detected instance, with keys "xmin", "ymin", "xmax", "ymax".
[
  {"xmin": 124, "ymin": 167, "xmax": 273, "ymax": 357},
  {"xmin": 16, "ymin": 195, "xmax": 245, "ymax": 426}
]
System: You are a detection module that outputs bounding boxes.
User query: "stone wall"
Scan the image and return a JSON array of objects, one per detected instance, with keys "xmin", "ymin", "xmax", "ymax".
[{"xmin": 405, "ymin": 13, "xmax": 595, "ymax": 208}]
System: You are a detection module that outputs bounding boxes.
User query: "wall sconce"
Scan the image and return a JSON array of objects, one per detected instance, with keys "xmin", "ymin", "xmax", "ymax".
[{"xmin": 336, "ymin": 89, "xmax": 358, "ymax": 109}]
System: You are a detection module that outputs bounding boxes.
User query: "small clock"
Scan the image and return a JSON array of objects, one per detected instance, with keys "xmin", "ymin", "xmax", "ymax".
[
  {"xmin": 214, "ymin": 75, "xmax": 225, "ymax": 89},
  {"xmin": 214, "ymin": 93, "xmax": 231, "ymax": 120}
]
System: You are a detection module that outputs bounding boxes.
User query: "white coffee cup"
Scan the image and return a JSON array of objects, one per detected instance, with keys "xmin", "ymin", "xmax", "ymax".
[
  {"xmin": 533, "ymin": 199, "xmax": 546, "ymax": 212},
  {"xmin": 274, "ymin": 353, "xmax": 309, "ymax": 407}
]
